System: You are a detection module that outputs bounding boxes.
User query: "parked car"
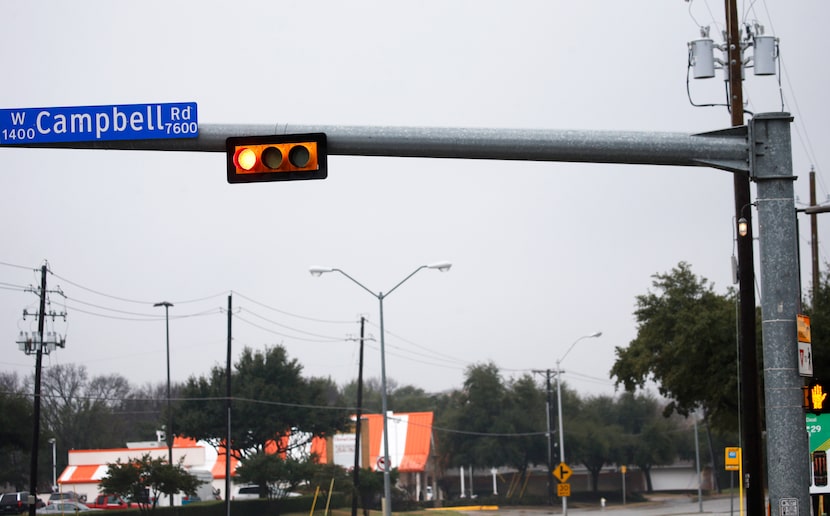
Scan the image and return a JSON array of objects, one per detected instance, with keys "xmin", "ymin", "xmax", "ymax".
[
  {"xmin": 47, "ymin": 493, "xmax": 80, "ymax": 504},
  {"xmin": 85, "ymin": 496, "xmax": 130, "ymax": 510},
  {"xmin": 231, "ymin": 485, "xmax": 261, "ymax": 500},
  {"xmin": 38, "ymin": 502, "xmax": 98, "ymax": 513},
  {"xmin": 0, "ymin": 493, "xmax": 44, "ymax": 515},
  {"xmin": 180, "ymin": 496, "xmax": 200, "ymax": 505}
]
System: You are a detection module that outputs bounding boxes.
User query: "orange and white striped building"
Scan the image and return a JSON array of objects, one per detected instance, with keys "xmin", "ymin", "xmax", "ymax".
[{"xmin": 56, "ymin": 411, "xmax": 437, "ymax": 504}]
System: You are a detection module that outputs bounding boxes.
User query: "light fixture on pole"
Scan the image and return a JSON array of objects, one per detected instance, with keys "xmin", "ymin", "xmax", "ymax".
[
  {"xmin": 737, "ymin": 203, "xmax": 755, "ymax": 238},
  {"xmin": 153, "ymin": 301, "xmax": 174, "ymax": 508},
  {"xmin": 48, "ymin": 437, "xmax": 56, "ymax": 492},
  {"xmin": 555, "ymin": 331, "xmax": 602, "ymax": 516},
  {"xmin": 310, "ymin": 261, "xmax": 451, "ymax": 516}
]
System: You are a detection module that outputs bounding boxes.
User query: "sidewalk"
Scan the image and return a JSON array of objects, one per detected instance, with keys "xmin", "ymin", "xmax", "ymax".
[{"xmin": 457, "ymin": 494, "xmax": 742, "ymax": 516}]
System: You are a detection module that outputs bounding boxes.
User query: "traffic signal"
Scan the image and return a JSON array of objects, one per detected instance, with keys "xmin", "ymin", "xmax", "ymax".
[
  {"xmin": 226, "ymin": 133, "xmax": 327, "ymax": 183},
  {"xmin": 804, "ymin": 380, "xmax": 830, "ymax": 414}
]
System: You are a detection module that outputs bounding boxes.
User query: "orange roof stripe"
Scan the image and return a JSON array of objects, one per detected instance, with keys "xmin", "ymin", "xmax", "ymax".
[
  {"xmin": 399, "ymin": 412, "xmax": 433, "ymax": 472},
  {"xmin": 365, "ymin": 414, "xmax": 384, "ymax": 466},
  {"xmin": 60, "ymin": 465, "xmax": 103, "ymax": 484}
]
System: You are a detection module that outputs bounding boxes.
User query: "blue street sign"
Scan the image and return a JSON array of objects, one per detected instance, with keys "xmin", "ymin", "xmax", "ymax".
[{"xmin": 0, "ymin": 102, "xmax": 198, "ymax": 145}]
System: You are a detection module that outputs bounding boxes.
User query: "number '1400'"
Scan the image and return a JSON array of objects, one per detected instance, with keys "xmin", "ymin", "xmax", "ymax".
[{"xmin": 2, "ymin": 127, "xmax": 36, "ymax": 141}]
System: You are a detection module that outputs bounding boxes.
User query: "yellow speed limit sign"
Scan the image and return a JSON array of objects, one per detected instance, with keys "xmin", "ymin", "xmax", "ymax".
[{"xmin": 557, "ymin": 483, "xmax": 571, "ymax": 497}]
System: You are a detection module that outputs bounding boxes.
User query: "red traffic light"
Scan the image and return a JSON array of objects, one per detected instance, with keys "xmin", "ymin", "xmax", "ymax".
[{"xmin": 226, "ymin": 133, "xmax": 327, "ymax": 183}]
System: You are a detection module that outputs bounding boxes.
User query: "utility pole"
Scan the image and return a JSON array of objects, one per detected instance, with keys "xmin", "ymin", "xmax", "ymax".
[
  {"xmin": 27, "ymin": 265, "xmax": 47, "ymax": 516},
  {"xmin": 532, "ymin": 369, "xmax": 555, "ymax": 505},
  {"xmin": 352, "ymin": 316, "xmax": 366, "ymax": 516},
  {"xmin": 225, "ymin": 294, "xmax": 232, "ymax": 516},
  {"xmin": 17, "ymin": 265, "xmax": 66, "ymax": 516},
  {"xmin": 810, "ymin": 168, "xmax": 820, "ymax": 299},
  {"xmin": 724, "ymin": 2, "xmax": 765, "ymax": 514}
]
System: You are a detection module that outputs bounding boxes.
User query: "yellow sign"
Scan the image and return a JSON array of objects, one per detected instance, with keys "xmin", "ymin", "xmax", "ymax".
[
  {"xmin": 798, "ymin": 314, "xmax": 812, "ymax": 343},
  {"xmin": 552, "ymin": 462, "xmax": 573, "ymax": 483},
  {"xmin": 557, "ymin": 483, "xmax": 571, "ymax": 497},
  {"xmin": 725, "ymin": 447, "xmax": 741, "ymax": 471},
  {"xmin": 620, "ymin": 465, "xmax": 627, "ymax": 474}
]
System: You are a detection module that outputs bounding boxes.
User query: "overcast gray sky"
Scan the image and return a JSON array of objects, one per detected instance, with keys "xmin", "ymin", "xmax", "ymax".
[{"xmin": 1, "ymin": 1, "xmax": 827, "ymax": 402}]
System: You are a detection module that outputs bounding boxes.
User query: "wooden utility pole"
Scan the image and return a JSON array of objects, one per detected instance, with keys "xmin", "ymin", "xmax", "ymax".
[
  {"xmin": 810, "ymin": 169, "xmax": 820, "ymax": 299},
  {"xmin": 725, "ymin": 2, "xmax": 765, "ymax": 515},
  {"xmin": 28, "ymin": 265, "xmax": 47, "ymax": 516}
]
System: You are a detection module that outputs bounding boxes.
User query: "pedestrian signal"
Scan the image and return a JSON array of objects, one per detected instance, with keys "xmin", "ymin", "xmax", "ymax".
[
  {"xmin": 226, "ymin": 133, "xmax": 327, "ymax": 183},
  {"xmin": 804, "ymin": 380, "xmax": 830, "ymax": 414}
]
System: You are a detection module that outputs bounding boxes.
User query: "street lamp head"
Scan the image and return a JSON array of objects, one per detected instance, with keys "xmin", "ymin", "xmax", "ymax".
[
  {"xmin": 309, "ymin": 266, "xmax": 335, "ymax": 277},
  {"xmin": 427, "ymin": 261, "xmax": 452, "ymax": 272},
  {"xmin": 738, "ymin": 217, "xmax": 749, "ymax": 237},
  {"xmin": 48, "ymin": 438, "xmax": 56, "ymax": 444},
  {"xmin": 589, "ymin": 331, "xmax": 602, "ymax": 338}
]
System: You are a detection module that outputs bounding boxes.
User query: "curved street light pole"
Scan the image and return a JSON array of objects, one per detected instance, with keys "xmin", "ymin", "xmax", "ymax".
[
  {"xmin": 555, "ymin": 331, "xmax": 601, "ymax": 516},
  {"xmin": 310, "ymin": 262, "xmax": 451, "ymax": 516}
]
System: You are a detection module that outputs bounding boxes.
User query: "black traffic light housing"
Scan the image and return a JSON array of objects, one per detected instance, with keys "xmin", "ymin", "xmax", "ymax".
[{"xmin": 226, "ymin": 133, "xmax": 327, "ymax": 183}]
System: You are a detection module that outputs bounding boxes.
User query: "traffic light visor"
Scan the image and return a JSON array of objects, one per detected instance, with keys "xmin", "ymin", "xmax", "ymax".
[{"xmin": 226, "ymin": 133, "xmax": 327, "ymax": 183}]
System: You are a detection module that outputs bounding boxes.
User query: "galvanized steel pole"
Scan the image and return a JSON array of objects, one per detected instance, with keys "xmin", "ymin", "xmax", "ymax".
[
  {"xmin": 751, "ymin": 113, "xmax": 811, "ymax": 513},
  {"xmin": 8, "ymin": 123, "xmax": 749, "ymax": 172}
]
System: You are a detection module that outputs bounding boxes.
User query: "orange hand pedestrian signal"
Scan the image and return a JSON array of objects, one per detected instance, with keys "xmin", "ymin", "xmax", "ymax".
[
  {"xmin": 805, "ymin": 380, "xmax": 830, "ymax": 414},
  {"xmin": 814, "ymin": 385, "xmax": 828, "ymax": 411}
]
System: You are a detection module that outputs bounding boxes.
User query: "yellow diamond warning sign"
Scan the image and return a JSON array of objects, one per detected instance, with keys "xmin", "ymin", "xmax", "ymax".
[{"xmin": 552, "ymin": 462, "xmax": 573, "ymax": 483}]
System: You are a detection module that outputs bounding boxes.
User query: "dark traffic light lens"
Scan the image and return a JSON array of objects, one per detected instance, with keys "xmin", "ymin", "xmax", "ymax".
[
  {"xmin": 261, "ymin": 147, "xmax": 283, "ymax": 169},
  {"xmin": 289, "ymin": 145, "xmax": 311, "ymax": 168}
]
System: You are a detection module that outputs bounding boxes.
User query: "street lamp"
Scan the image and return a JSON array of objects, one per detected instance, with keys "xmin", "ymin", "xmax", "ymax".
[
  {"xmin": 310, "ymin": 261, "xmax": 451, "ymax": 516},
  {"xmin": 555, "ymin": 331, "xmax": 602, "ymax": 516},
  {"xmin": 48, "ymin": 438, "xmax": 56, "ymax": 492},
  {"xmin": 153, "ymin": 301, "xmax": 174, "ymax": 508}
]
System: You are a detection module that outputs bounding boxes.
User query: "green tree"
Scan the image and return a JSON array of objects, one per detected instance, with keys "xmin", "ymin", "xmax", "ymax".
[
  {"xmin": 353, "ymin": 467, "xmax": 398, "ymax": 513},
  {"xmin": 568, "ymin": 395, "xmax": 620, "ymax": 492},
  {"xmin": 610, "ymin": 262, "xmax": 740, "ymax": 433},
  {"xmin": 439, "ymin": 363, "xmax": 514, "ymax": 470},
  {"xmin": 804, "ymin": 266, "xmax": 830, "ymax": 379},
  {"xmin": 436, "ymin": 364, "xmax": 550, "ymax": 496},
  {"xmin": 388, "ymin": 384, "xmax": 438, "ymax": 412},
  {"xmin": 502, "ymin": 374, "xmax": 546, "ymax": 473},
  {"xmin": 612, "ymin": 392, "xmax": 685, "ymax": 492},
  {"xmin": 234, "ymin": 451, "xmax": 319, "ymax": 498},
  {"xmin": 99, "ymin": 454, "xmax": 203, "ymax": 515},
  {"xmin": 342, "ymin": 378, "xmax": 438, "ymax": 414},
  {"xmin": 0, "ymin": 372, "xmax": 31, "ymax": 490},
  {"xmin": 176, "ymin": 346, "xmax": 351, "ymax": 460}
]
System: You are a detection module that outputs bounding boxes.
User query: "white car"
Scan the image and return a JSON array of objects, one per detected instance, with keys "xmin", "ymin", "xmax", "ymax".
[
  {"xmin": 231, "ymin": 485, "xmax": 300, "ymax": 500},
  {"xmin": 231, "ymin": 486, "xmax": 261, "ymax": 500},
  {"xmin": 38, "ymin": 502, "xmax": 99, "ymax": 513}
]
